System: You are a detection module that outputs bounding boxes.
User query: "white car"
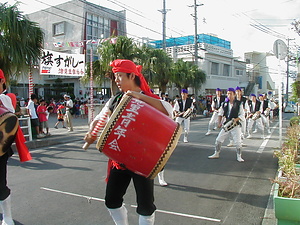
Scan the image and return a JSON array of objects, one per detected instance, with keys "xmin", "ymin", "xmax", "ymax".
[{"xmin": 284, "ymin": 104, "xmax": 295, "ymax": 113}]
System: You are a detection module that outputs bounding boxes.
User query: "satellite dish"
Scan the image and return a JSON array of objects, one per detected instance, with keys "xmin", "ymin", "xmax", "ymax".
[{"xmin": 273, "ymin": 39, "xmax": 287, "ymax": 60}]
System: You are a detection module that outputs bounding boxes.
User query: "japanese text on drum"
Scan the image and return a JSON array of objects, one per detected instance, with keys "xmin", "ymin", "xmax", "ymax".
[{"xmin": 108, "ymin": 98, "xmax": 144, "ymax": 152}]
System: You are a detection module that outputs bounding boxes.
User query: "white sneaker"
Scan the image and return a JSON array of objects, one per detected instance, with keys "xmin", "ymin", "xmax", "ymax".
[
  {"xmin": 267, "ymin": 129, "xmax": 271, "ymax": 134},
  {"xmin": 208, "ymin": 152, "xmax": 219, "ymax": 159},
  {"xmin": 37, "ymin": 134, "xmax": 44, "ymax": 138},
  {"xmin": 213, "ymin": 127, "xmax": 217, "ymax": 130},
  {"xmin": 158, "ymin": 171, "xmax": 168, "ymax": 186},
  {"xmin": 237, "ymin": 155, "xmax": 244, "ymax": 162},
  {"xmin": 253, "ymin": 130, "xmax": 258, "ymax": 133},
  {"xmin": 205, "ymin": 131, "xmax": 211, "ymax": 136},
  {"xmin": 227, "ymin": 142, "xmax": 234, "ymax": 147},
  {"xmin": 183, "ymin": 137, "xmax": 188, "ymax": 143},
  {"xmin": 246, "ymin": 135, "xmax": 252, "ymax": 139}
]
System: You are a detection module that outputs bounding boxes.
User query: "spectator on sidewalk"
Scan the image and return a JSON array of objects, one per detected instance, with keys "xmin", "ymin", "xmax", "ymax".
[
  {"xmin": 27, "ymin": 94, "xmax": 44, "ymax": 138},
  {"xmin": 80, "ymin": 102, "xmax": 86, "ymax": 119},
  {"xmin": 64, "ymin": 94, "xmax": 74, "ymax": 132},
  {"xmin": 37, "ymin": 99, "xmax": 50, "ymax": 136},
  {"xmin": 54, "ymin": 104, "xmax": 66, "ymax": 129},
  {"xmin": 44, "ymin": 106, "xmax": 53, "ymax": 136}
]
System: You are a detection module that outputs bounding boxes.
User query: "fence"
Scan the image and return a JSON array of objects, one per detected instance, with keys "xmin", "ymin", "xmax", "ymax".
[{"xmin": 19, "ymin": 116, "xmax": 32, "ymax": 142}]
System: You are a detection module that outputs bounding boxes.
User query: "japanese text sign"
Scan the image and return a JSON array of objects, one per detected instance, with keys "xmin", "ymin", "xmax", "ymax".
[{"xmin": 40, "ymin": 50, "xmax": 85, "ymax": 76}]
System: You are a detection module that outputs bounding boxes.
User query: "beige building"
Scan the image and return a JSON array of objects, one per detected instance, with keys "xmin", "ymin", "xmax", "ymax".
[{"xmin": 12, "ymin": 0, "xmax": 126, "ymax": 101}]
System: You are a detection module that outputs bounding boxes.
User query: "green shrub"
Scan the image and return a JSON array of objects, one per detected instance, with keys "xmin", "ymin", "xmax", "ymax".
[{"xmin": 290, "ymin": 116, "xmax": 300, "ymax": 126}]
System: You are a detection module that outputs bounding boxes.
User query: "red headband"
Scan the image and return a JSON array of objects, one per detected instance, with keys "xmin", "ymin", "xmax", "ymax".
[
  {"xmin": 0, "ymin": 69, "xmax": 6, "ymax": 83},
  {"xmin": 110, "ymin": 59, "xmax": 159, "ymax": 99}
]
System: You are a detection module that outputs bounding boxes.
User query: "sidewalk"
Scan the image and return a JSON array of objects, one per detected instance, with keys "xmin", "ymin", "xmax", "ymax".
[{"xmin": 17, "ymin": 114, "xmax": 90, "ymax": 150}]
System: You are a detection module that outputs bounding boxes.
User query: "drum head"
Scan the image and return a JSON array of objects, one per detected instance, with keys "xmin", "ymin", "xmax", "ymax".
[{"xmin": 0, "ymin": 112, "xmax": 19, "ymax": 157}]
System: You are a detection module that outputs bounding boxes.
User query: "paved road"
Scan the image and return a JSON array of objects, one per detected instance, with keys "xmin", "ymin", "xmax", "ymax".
[{"xmin": 6, "ymin": 113, "xmax": 294, "ymax": 224}]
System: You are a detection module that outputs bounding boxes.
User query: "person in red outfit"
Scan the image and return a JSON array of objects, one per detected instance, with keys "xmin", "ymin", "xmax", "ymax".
[{"xmin": 84, "ymin": 59, "xmax": 173, "ymax": 225}]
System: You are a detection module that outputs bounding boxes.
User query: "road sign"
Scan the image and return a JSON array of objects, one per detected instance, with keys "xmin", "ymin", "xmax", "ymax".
[{"xmin": 273, "ymin": 39, "xmax": 287, "ymax": 60}]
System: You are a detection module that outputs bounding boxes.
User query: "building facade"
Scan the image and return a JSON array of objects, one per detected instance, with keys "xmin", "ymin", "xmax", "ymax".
[
  {"xmin": 150, "ymin": 34, "xmax": 248, "ymax": 97},
  {"xmin": 244, "ymin": 51, "xmax": 276, "ymax": 96},
  {"xmin": 12, "ymin": 0, "xmax": 126, "ymax": 101}
]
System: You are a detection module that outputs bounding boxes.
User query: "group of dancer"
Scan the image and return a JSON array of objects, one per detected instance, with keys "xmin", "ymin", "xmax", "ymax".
[
  {"xmin": 171, "ymin": 86, "xmax": 275, "ymax": 163},
  {"xmin": 205, "ymin": 87, "xmax": 274, "ymax": 162}
]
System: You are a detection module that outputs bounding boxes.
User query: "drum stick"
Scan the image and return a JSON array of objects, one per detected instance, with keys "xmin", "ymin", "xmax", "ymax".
[{"xmin": 83, "ymin": 111, "xmax": 109, "ymax": 150}]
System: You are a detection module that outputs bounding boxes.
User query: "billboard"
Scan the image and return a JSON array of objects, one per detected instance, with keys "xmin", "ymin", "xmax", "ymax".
[{"xmin": 40, "ymin": 50, "xmax": 85, "ymax": 76}]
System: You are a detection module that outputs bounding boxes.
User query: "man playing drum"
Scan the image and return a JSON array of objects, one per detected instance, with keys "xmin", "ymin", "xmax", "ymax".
[
  {"xmin": 173, "ymin": 89, "xmax": 194, "ymax": 143},
  {"xmin": 208, "ymin": 88, "xmax": 246, "ymax": 162},
  {"xmin": 84, "ymin": 59, "xmax": 173, "ymax": 225}
]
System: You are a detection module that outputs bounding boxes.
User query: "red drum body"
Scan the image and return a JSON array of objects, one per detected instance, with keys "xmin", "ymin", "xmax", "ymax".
[
  {"xmin": 0, "ymin": 106, "xmax": 19, "ymax": 157},
  {"xmin": 96, "ymin": 95, "xmax": 182, "ymax": 179}
]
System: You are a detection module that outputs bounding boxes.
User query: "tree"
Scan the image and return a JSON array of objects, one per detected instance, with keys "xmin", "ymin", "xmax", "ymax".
[
  {"xmin": 84, "ymin": 36, "xmax": 138, "ymax": 95},
  {"xmin": 171, "ymin": 59, "xmax": 206, "ymax": 94},
  {"xmin": 139, "ymin": 46, "xmax": 173, "ymax": 93},
  {"xmin": 291, "ymin": 80, "xmax": 300, "ymax": 103},
  {"xmin": 0, "ymin": 3, "xmax": 43, "ymax": 81}
]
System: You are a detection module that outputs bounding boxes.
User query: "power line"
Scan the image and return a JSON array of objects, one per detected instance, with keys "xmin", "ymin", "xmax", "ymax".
[{"xmin": 105, "ymin": 0, "xmax": 185, "ymax": 37}]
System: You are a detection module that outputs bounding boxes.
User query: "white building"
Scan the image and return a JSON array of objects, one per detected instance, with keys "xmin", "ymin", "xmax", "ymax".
[
  {"xmin": 244, "ymin": 51, "xmax": 276, "ymax": 96},
  {"xmin": 12, "ymin": 0, "xmax": 126, "ymax": 101},
  {"xmin": 150, "ymin": 34, "xmax": 248, "ymax": 97}
]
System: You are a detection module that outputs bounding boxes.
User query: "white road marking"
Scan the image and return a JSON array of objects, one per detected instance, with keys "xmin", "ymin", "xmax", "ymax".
[
  {"xmin": 256, "ymin": 122, "xmax": 278, "ymax": 153},
  {"xmin": 41, "ymin": 187, "xmax": 221, "ymax": 222}
]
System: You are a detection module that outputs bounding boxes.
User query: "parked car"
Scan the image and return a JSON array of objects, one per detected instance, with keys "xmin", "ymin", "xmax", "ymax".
[{"xmin": 284, "ymin": 104, "xmax": 295, "ymax": 113}]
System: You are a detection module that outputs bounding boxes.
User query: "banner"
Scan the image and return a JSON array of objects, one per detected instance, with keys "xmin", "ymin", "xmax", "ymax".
[{"xmin": 40, "ymin": 50, "xmax": 85, "ymax": 76}]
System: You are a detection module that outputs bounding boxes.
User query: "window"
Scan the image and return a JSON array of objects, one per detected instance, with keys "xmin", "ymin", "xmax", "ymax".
[
  {"xmin": 53, "ymin": 22, "xmax": 65, "ymax": 36},
  {"xmin": 223, "ymin": 64, "xmax": 230, "ymax": 76},
  {"xmin": 86, "ymin": 13, "xmax": 106, "ymax": 40},
  {"xmin": 211, "ymin": 62, "xmax": 219, "ymax": 75},
  {"xmin": 236, "ymin": 69, "xmax": 243, "ymax": 76}
]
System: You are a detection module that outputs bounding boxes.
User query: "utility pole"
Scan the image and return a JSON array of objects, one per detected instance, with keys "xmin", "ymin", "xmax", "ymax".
[
  {"xmin": 286, "ymin": 38, "xmax": 295, "ymax": 103},
  {"xmin": 189, "ymin": 1, "xmax": 203, "ymax": 67},
  {"xmin": 158, "ymin": 0, "xmax": 170, "ymax": 51}
]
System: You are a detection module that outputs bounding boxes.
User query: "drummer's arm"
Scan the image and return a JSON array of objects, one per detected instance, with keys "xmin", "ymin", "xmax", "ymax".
[
  {"xmin": 84, "ymin": 101, "xmax": 111, "ymax": 144},
  {"xmin": 126, "ymin": 91, "xmax": 171, "ymax": 116}
]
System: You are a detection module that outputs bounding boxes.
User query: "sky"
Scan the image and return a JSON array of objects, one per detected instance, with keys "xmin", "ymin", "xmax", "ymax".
[
  {"xmin": 4, "ymin": 0, "xmax": 300, "ymax": 88},
  {"xmin": 4, "ymin": 0, "xmax": 300, "ymax": 58}
]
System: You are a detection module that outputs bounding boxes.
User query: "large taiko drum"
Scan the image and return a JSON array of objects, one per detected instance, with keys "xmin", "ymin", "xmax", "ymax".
[
  {"xmin": 0, "ymin": 106, "xmax": 19, "ymax": 157},
  {"xmin": 96, "ymin": 95, "xmax": 182, "ymax": 179}
]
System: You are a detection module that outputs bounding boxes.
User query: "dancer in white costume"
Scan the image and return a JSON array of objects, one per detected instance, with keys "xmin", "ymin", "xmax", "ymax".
[
  {"xmin": 208, "ymin": 88, "xmax": 246, "ymax": 162},
  {"xmin": 245, "ymin": 94, "xmax": 265, "ymax": 139},
  {"xmin": 259, "ymin": 94, "xmax": 271, "ymax": 134},
  {"xmin": 205, "ymin": 88, "xmax": 225, "ymax": 136},
  {"xmin": 173, "ymin": 89, "xmax": 194, "ymax": 143}
]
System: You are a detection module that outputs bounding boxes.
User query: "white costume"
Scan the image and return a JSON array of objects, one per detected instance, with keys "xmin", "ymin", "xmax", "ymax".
[
  {"xmin": 206, "ymin": 95, "xmax": 225, "ymax": 135},
  {"xmin": 245, "ymin": 98, "xmax": 264, "ymax": 139},
  {"xmin": 173, "ymin": 97, "xmax": 194, "ymax": 143},
  {"xmin": 208, "ymin": 98, "xmax": 245, "ymax": 162}
]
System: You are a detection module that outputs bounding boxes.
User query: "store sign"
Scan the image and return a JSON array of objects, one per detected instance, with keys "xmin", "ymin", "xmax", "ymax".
[{"xmin": 40, "ymin": 50, "xmax": 85, "ymax": 76}]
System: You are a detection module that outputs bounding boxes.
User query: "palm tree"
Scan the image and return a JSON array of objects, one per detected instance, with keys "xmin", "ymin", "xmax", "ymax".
[
  {"xmin": 139, "ymin": 46, "xmax": 173, "ymax": 93},
  {"xmin": 84, "ymin": 36, "xmax": 138, "ymax": 95},
  {"xmin": 171, "ymin": 59, "xmax": 206, "ymax": 95},
  {"xmin": 0, "ymin": 3, "xmax": 44, "ymax": 81}
]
